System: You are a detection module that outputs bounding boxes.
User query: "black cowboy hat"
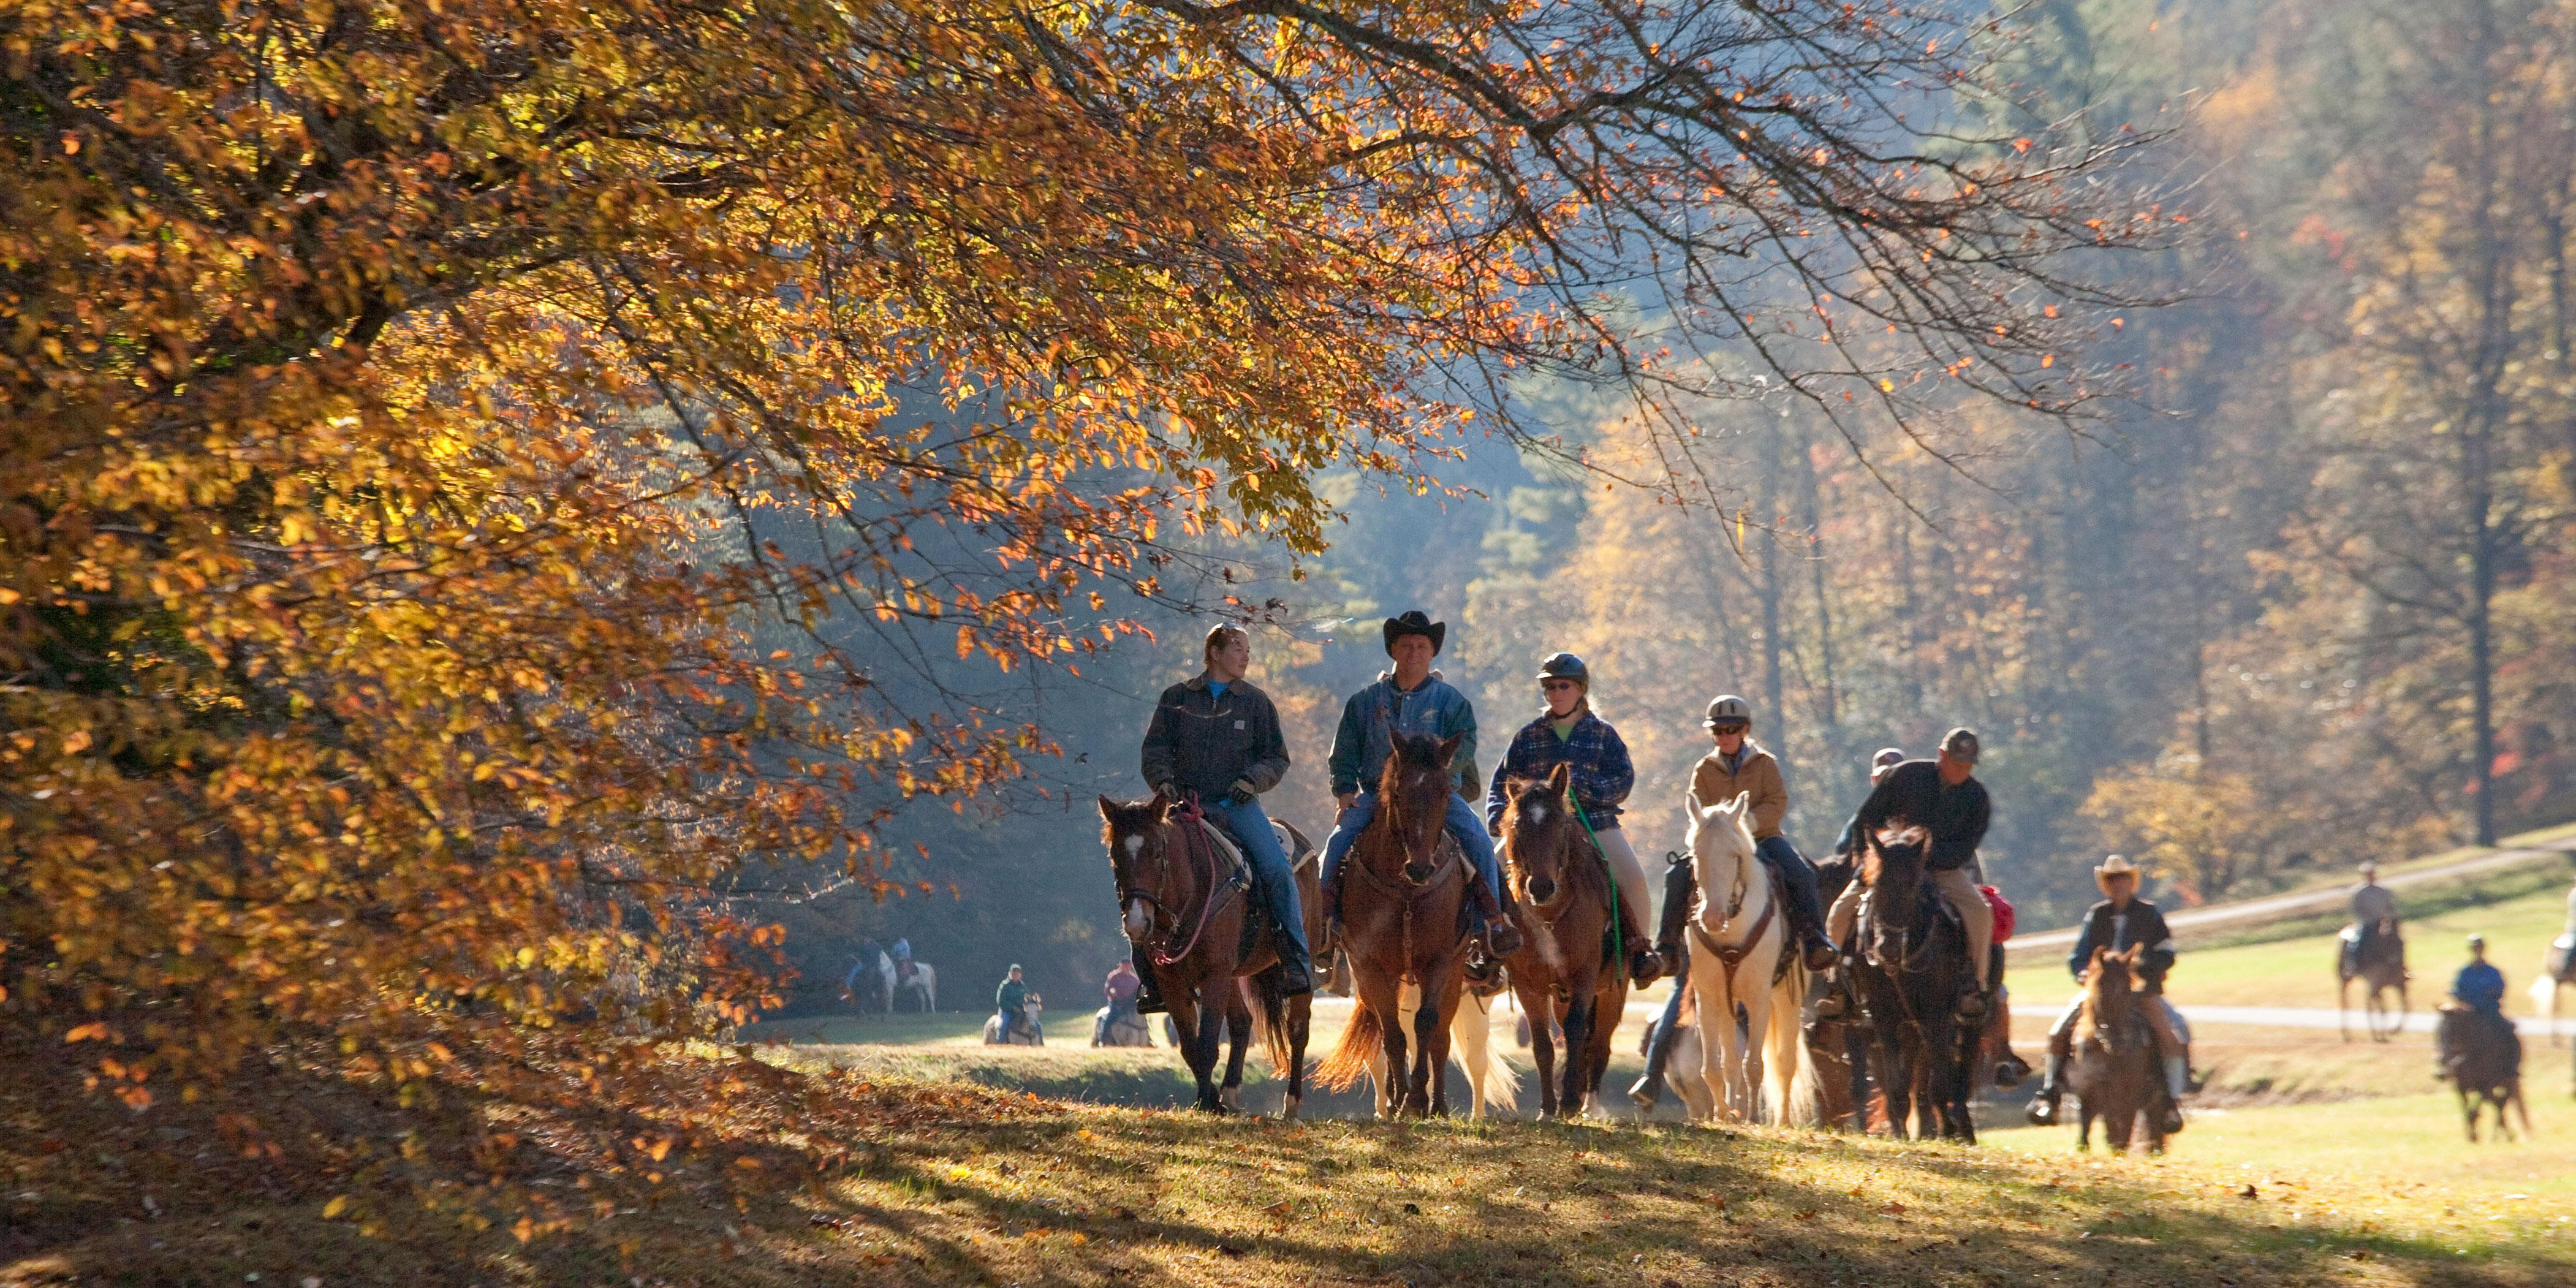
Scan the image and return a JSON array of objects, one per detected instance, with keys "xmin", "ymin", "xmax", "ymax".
[{"xmin": 1382, "ymin": 610, "xmax": 1445, "ymax": 656}]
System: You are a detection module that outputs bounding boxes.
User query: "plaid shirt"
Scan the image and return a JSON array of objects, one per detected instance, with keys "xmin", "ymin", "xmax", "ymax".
[{"xmin": 1487, "ymin": 709, "xmax": 1635, "ymax": 830}]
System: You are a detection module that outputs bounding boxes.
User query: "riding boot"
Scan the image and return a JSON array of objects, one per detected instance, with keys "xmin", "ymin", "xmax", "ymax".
[
  {"xmin": 1630, "ymin": 1012, "xmax": 1683, "ymax": 1113},
  {"xmin": 1656, "ymin": 852, "xmax": 1695, "ymax": 964},
  {"xmin": 1482, "ymin": 874, "xmax": 1526, "ymax": 958},
  {"xmin": 2026, "ymin": 1054, "xmax": 2066, "ymax": 1125},
  {"xmin": 1130, "ymin": 942, "xmax": 1166, "ymax": 1016},
  {"xmin": 1265, "ymin": 892, "xmax": 1314, "ymax": 998},
  {"xmin": 2159, "ymin": 1056, "xmax": 2189, "ymax": 1134}
]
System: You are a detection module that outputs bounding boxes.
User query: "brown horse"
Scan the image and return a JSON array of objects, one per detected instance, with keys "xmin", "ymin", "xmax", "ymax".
[
  {"xmin": 1497, "ymin": 763, "xmax": 1629, "ymax": 1118},
  {"xmin": 2338, "ymin": 920, "xmax": 2409, "ymax": 1042},
  {"xmin": 2434, "ymin": 1002, "xmax": 2530, "ymax": 1142},
  {"xmin": 1098, "ymin": 793, "xmax": 1318, "ymax": 1116},
  {"xmin": 2066, "ymin": 944, "xmax": 2165, "ymax": 1154},
  {"xmin": 1314, "ymin": 732, "xmax": 1476, "ymax": 1117}
]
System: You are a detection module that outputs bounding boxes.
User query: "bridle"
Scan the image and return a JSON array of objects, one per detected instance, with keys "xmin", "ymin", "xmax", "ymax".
[
  {"xmin": 1115, "ymin": 801, "xmax": 1243, "ymax": 967},
  {"xmin": 1504, "ymin": 789, "xmax": 1583, "ymax": 926},
  {"xmin": 1686, "ymin": 826, "xmax": 1777, "ymax": 1001}
]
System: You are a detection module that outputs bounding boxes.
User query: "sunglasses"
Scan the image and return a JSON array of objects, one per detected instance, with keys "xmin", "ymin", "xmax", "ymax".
[
  {"xmin": 1710, "ymin": 724, "xmax": 1748, "ymax": 735},
  {"xmin": 1540, "ymin": 680, "xmax": 1582, "ymax": 691}
]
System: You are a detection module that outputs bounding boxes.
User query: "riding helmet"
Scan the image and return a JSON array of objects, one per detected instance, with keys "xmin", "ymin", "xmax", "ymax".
[
  {"xmin": 1535, "ymin": 651, "xmax": 1589, "ymax": 684},
  {"xmin": 1703, "ymin": 694, "xmax": 1752, "ymax": 729}
]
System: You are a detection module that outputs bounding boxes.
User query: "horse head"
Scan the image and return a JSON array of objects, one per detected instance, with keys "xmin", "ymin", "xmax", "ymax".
[
  {"xmin": 1504, "ymin": 763, "xmax": 1583, "ymax": 907},
  {"xmin": 1374, "ymin": 730, "xmax": 1463, "ymax": 884},
  {"xmin": 2080, "ymin": 944, "xmax": 2142, "ymax": 1048},
  {"xmin": 1684, "ymin": 788, "xmax": 1758, "ymax": 933},
  {"xmin": 1099, "ymin": 792, "xmax": 1184, "ymax": 944},
  {"xmin": 1860, "ymin": 824, "xmax": 1930, "ymax": 960}
]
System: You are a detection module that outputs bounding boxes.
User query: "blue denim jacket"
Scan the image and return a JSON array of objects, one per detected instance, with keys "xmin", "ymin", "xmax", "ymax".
[{"xmin": 1327, "ymin": 672, "xmax": 1480, "ymax": 799}]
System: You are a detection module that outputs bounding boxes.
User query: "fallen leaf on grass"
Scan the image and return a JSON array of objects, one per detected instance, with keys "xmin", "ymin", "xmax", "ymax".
[
  {"xmin": 1881, "ymin": 1202, "xmax": 1906, "ymax": 1216},
  {"xmin": 1262, "ymin": 1200, "xmax": 1293, "ymax": 1218},
  {"xmin": 1402, "ymin": 1202, "xmax": 1421, "ymax": 1215},
  {"xmin": 1217, "ymin": 1244, "xmax": 1246, "ymax": 1258}
]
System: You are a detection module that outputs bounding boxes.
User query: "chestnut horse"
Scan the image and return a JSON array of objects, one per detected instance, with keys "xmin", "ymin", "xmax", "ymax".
[
  {"xmin": 1098, "ymin": 793, "xmax": 1318, "ymax": 1116},
  {"xmin": 2066, "ymin": 944, "xmax": 2165, "ymax": 1154},
  {"xmin": 1498, "ymin": 763, "xmax": 1629, "ymax": 1117},
  {"xmin": 1315, "ymin": 732, "xmax": 1477, "ymax": 1117}
]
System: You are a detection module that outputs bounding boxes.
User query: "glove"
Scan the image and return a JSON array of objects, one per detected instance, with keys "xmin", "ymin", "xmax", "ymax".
[{"xmin": 1224, "ymin": 780, "xmax": 1257, "ymax": 806}]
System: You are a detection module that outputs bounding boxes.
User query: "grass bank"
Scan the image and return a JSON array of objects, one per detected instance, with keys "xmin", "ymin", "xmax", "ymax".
[{"xmin": 9, "ymin": 1035, "xmax": 2572, "ymax": 1288}]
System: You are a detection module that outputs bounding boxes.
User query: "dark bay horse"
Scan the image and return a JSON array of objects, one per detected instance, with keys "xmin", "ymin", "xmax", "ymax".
[
  {"xmin": 1314, "ymin": 732, "xmax": 1476, "ymax": 1117},
  {"xmin": 1098, "ymin": 793, "xmax": 1318, "ymax": 1116},
  {"xmin": 1849, "ymin": 825, "xmax": 1976, "ymax": 1141},
  {"xmin": 2066, "ymin": 945, "xmax": 2165, "ymax": 1154},
  {"xmin": 2435, "ymin": 1002, "xmax": 2530, "ymax": 1142},
  {"xmin": 2338, "ymin": 920, "xmax": 2409, "ymax": 1042},
  {"xmin": 1498, "ymin": 764, "xmax": 1627, "ymax": 1117}
]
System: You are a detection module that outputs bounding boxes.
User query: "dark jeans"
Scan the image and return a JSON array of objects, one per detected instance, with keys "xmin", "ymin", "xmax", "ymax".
[{"xmin": 1756, "ymin": 836, "xmax": 1832, "ymax": 950}]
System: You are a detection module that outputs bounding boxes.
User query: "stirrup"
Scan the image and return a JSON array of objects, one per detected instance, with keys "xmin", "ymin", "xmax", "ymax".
[
  {"xmin": 1812, "ymin": 991, "xmax": 1849, "ymax": 1022},
  {"xmin": 1486, "ymin": 916, "xmax": 1524, "ymax": 958},
  {"xmin": 2026, "ymin": 1094, "xmax": 2061, "ymax": 1126},
  {"xmin": 1955, "ymin": 990, "xmax": 1988, "ymax": 1019}
]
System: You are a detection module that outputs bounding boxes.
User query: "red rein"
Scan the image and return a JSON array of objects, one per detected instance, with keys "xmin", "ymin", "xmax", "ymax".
[{"xmin": 1153, "ymin": 800, "xmax": 1232, "ymax": 968}]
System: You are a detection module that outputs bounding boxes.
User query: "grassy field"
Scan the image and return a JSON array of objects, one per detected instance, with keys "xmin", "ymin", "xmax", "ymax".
[
  {"xmin": 12, "ymin": 1060, "xmax": 2572, "ymax": 1288},
  {"xmin": 2135, "ymin": 882, "xmax": 2575, "ymax": 1012}
]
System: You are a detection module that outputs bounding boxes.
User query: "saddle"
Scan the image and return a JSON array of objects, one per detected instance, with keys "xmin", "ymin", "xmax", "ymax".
[{"xmin": 1854, "ymin": 880, "xmax": 1964, "ymax": 971}]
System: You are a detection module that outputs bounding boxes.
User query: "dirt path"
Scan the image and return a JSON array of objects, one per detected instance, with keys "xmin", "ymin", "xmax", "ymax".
[{"xmin": 2012, "ymin": 841, "xmax": 2575, "ymax": 953}]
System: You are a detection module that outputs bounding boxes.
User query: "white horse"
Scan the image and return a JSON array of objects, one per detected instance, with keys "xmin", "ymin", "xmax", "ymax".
[
  {"xmin": 1366, "ymin": 980, "xmax": 1522, "ymax": 1119},
  {"xmin": 2533, "ymin": 934, "xmax": 2575, "ymax": 1047},
  {"xmin": 893, "ymin": 960, "xmax": 939, "ymax": 1012},
  {"xmin": 983, "ymin": 996, "xmax": 1044, "ymax": 1045},
  {"xmin": 1682, "ymin": 789, "xmax": 1815, "ymax": 1124}
]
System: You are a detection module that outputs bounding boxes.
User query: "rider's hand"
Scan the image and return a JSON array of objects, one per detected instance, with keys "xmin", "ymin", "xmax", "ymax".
[
  {"xmin": 1225, "ymin": 779, "xmax": 1257, "ymax": 806},
  {"xmin": 1335, "ymin": 791, "xmax": 1356, "ymax": 814}
]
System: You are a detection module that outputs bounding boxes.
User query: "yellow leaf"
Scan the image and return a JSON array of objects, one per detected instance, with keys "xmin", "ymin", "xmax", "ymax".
[{"xmin": 324, "ymin": 1196, "xmax": 350, "ymax": 1219}]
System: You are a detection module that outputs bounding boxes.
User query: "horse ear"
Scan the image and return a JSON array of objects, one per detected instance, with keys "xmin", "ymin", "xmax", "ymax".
[
  {"xmin": 1438, "ymin": 732, "xmax": 1464, "ymax": 767},
  {"xmin": 1547, "ymin": 761, "xmax": 1572, "ymax": 795},
  {"xmin": 1686, "ymin": 786, "xmax": 1707, "ymax": 813},
  {"xmin": 1730, "ymin": 790, "xmax": 1751, "ymax": 817},
  {"xmin": 1156, "ymin": 795, "xmax": 1178, "ymax": 824},
  {"xmin": 1097, "ymin": 794, "xmax": 1120, "ymax": 822}
]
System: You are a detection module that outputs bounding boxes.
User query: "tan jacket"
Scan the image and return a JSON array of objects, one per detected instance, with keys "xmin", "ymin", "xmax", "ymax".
[{"xmin": 1691, "ymin": 743, "xmax": 1788, "ymax": 841}]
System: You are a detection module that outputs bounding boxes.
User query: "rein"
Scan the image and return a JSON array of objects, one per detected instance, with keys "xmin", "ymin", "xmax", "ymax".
[
  {"xmin": 1128, "ymin": 798, "xmax": 1246, "ymax": 968},
  {"xmin": 1687, "ymin": 842, "xmax": 1777, "ymax": 1002}
]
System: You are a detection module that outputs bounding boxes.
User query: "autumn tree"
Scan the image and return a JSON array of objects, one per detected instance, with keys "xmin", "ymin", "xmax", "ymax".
[{"xmin": 2, "ymin": 0, "xmax": 2161, "ymax": 1146}]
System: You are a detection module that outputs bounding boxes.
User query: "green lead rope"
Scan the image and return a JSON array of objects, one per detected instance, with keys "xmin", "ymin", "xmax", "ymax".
[{"xmin": 1572, "ymin": 797, "xmax": 1623, "ymax": 966}]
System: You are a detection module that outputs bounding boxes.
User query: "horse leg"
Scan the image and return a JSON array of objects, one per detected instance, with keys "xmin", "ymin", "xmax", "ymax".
[
  {"xmin": 1875, "ymin": 1029, "xmax": 1913, "ymax": 1140},
  {"xmin": 2338, "ymin": 975, "xmax": 2351, "ymax": 1044},
  {"xmin": 2459, "ymin": 1087, "xmax": 2477, "ymax": 1143},
  {"xmin": 1411, "ymin": 985, "xmax": 1447, "ymax": 1118},
  {"xmin": 1559, "ymin": 992, "xmax": 1593, "ymax": 1118},
  {"xmin": 1194, "ymin": 989, "xmax": 1231, "ymax": 1113},
  {"xmin": 1220, "ymin": 997, "xmax": 1251, "ymax": 1113},
  {"xmin": 1283, "ymin": 992, "xmax": 1313, "ymax": 1121},
  {"xmin": 1740, "ymin": 980, "xmax": 1774, "ymax": 1124},
  {"xmin": 1523, "ymin": 985, "xmax": 1563, "ymax": 1118},
  {"xmin": 1422, "ymin": 975, "xmax": 1462, "ymax": 1118},
  {"xmin": 1167, "ymin": 988, "xmax": 1218, "ymax": 1112},
  {"xmin": 1357, "ymin": 971, "xmax": 1407, "ymax": 1119},
  {"xmin": 2076, "ymin": 1098, "xmax": 2094, "ymax": 1153}
]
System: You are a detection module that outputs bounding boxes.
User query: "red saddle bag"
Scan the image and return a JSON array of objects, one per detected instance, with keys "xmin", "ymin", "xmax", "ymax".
[{"xmin": 1981, "ymin": 884, "xmax": 2017, "ymax": 944}]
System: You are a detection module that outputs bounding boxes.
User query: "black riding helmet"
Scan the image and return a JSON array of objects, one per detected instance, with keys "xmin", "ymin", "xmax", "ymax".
[{"xmin": 1535, "ymin": 651, "xmax": 1589, "ymax": 684}]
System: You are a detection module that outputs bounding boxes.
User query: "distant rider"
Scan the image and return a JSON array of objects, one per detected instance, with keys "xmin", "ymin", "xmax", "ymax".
[
  {"xmin": 1823, "ymin": 727, "xmax": 1997, "ymax": 1017},
  {"xmin": 1629, "ymin": 697, "xmax": 1839, "ymax": 1110},
  {"xmin": 2028, "ymin": 855, "xmax": 2192, "ymax": 1134},
  {"xmin": 1487, "ymin": 652, "xmax": 1662, "ymax": 985},
  {"xmin": 1830, "ymin": 748, "xmax": 1908, "ymax": 858},
  {"xmin": 1104, "ymin": 960, "xmax": 1140, "ymax": 1018},
  {"xmin": 2341, "ymin": 862, "xmax": 2403, "ymax": 977},
  {"xmin": 2445, "ymin": 933, "xmax": 2519, "ymax": 1080},
  {"xmin": 1319, "ymin": 611, "xmax": 1521, "ymax": 957},
  {"xmin": 995, "ymin": 964, "xmax": 1029, "ymax": 1042},
  {"xmin": 1138, "ymin": 624, "xmax": 1314, "ymax": 1006}
]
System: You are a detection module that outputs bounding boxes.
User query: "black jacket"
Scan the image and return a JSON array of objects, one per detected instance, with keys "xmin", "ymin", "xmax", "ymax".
[
  {"xmin": 1139, "ymin": 674, "xmax": 1290, "ymax": 800},
  {"xmin": 1849, "ymin": 760, "xmax": 1990, "ymax": 871},
  {"xmin": 2067, "ymin": 898, "xmax": 2176, "ymax": 986}
]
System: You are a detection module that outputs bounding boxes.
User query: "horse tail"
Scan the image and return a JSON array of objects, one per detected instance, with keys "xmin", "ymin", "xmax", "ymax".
[
  {"xmin": 1246, "ymin": 977, "xmax": 1297, "ymax": 1078},
  {"xmin": 1767, "ymin": 960, "xmax": 1819, "ymax": 1127},
  {"xmin": 1314, "ymin": 999, "xmax": 1383, "ymax": 1092},
  {"xmin": 1455, "ymin": 990, "xmax": 1521, "ymax": 1112}
]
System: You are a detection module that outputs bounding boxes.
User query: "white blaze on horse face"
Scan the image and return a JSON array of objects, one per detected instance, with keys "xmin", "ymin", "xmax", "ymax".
[
  {"xmin": 1525, "ymin": 801, "xmax": 1548, "ymax": 826},
  {"xmin": 1124, "ymin": 897, "xmax": 1152, "ymax": 939}
]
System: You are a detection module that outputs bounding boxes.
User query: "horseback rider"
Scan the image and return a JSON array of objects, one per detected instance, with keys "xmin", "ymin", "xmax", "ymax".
[
  {"xmin": 995, "ymin": 964, "xmax": 1029, "ymax": 1042},
  {"xmin": 1104, "ymin": 960, "xmax": 1140, "ymax": 1017},
  {"xmin": 1831, "ymin": 749, "xmax": 1908, "ymax": 858},
  {"xmin": 1822, "ymin": 727, "xmax": 1996, "ymax": 1017},
  {"xmin": 2445, "ymin": 933, "xmax": 2519, "ymax": 1080},
  {"xmin": 2029, "ymin": 855, "xmax": 2192, "ymax": 1134},
  {"xmin": 1629, "ymin": 697, "xmax": 1839, "ymax": 1110},
  {"xmin": 1136, "ymin": 624, "xmax": 1314, "ymax": 1007},
  {"xmin": 1487, "ymin": 652, "xmax": 1663, "ymax": 985},
  {"xmin": 2341, "ymin": 862, "xmax": 2404, "ymax": 978},
  {"xmin": 1319, "ymin": 611, "xmax": 1523, "ymax": 958}
]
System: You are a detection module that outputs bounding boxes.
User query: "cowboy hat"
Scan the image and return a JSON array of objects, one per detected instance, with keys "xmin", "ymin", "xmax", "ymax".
[
  {"xmin": 2095, "ymin": 854, "xmax": 2141, "ymax": 880},
  {"xmin": 1382, "ymin": 610, "xmax": 1445, "ymax": 656}
]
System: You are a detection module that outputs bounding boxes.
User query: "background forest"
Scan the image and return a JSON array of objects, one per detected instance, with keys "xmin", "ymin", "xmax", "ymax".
[{"xmin": 784, "ymin": 0, "xmax": 2576, "ymax": 1012}]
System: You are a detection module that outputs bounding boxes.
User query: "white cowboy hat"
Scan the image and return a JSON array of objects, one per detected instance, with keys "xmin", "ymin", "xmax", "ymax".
[{"xmin": 2094, "ymin": 854, "xmax": 2142, "ymax": 879}]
